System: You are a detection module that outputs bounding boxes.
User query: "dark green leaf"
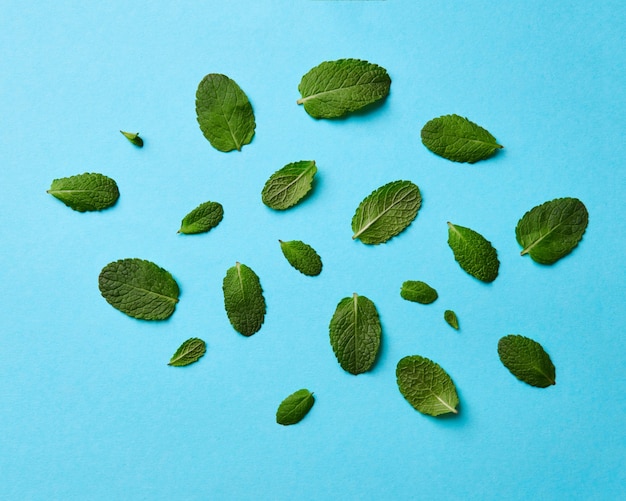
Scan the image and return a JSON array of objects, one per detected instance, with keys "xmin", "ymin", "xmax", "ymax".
[
  {"xmin": 447, "ymin": 222, "xmax": 499, "ymax": 282},
  {"xmin": 276, "ymin": 389, "xmax": 315, "ymax": 425},
  {"xmin": 168, "ymin": 338, "xmax": 206, "ymax": 367},
  {"xmin": 222, "ymin": 262, "xmax": 266, "ymax": 336},
  {"xmin": 498, "ymin": 335, "xmax": 556, "ymax": 388},
  {"xmin": 279, "ymin": 240, "xmax": 322, "ymax": 276},
  {"xmin": 400, "ymin": 281, "xmax": 438, "ymax": 304},
  {"xmin": 261, "ymin": 160, "xmax": 317, "ymax": 210},
  {"xmin": 120, "ymin": 131, "xmax": 143, "ymax": 147},
  {"xmin": 444, "ymin": 310, "xmax": 459, "ymax": 330},
  {"xmin": 179, "ymin": 201, "xmax": 224, "ymax": 235},
  {"xmin": 47, "ymin": 172, "xmax": 119, "ymax": 212}
]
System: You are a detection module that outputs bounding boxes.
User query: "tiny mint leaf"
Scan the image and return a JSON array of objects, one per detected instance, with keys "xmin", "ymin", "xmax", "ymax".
[
  {"xmin": 498, "ymin": 335, "xmax": 556, "ymax": 388},
  {"xmin": 179, "ymin": 200, "xmax": 224, "ymax": 235},
  {"xmin": 515, "ymin": 197, "xmax": 588, "ymax": 265},
  {"xmin": 98, "ymin": 258, "xmax": 180, "ymax": 320},
  {"xmin": 120, "ymin": 131, "xmax": 143, "ymax": 147},
  {"xmin": 261, "ymin": 160, "xmax": 317, "ymax": 210},
  {"xmin": 329, "ymin": 293, "xmax": 381, "ymax": 375},
  {"xmin": 297, "ymin": 58, "xmax": 391, "ymax": 119},
  {"xmin": 447, "ymin": 222, "xmax": 499, "ymax": 282},
  {"xmin": 222, "ymin": 262, "xmax": 266, "ymax": 336},
  {"xmin": 168, "ymin": 338, "xmax": 206, "ymax": 367},
  {"xmin": 279, "ymin": 240, "xmax": 323, "ymax": 276},
  {"xmin": 276, "ymin": 389, "xmax": 315, "ymax": 426},
  {"xmin": 195, "ymin": 73, "xmax": 255, "ymax": 152},
  {"xmin": 421, "ymin": 114, "xmax": 502, "ymax": 163},
  {"xmin": 352, "ymin": 180, "xmax": 422, "ymax": 244},
  {"xmin": 444, "ymin": 310, "xmax": 459, "ymax": 330},
  {"xmin": 47, "ymin": 172, "xmax": 119, "ymax": 212},
  {"xmin": 400, "ymin": 281, "xmax": 438, "ymax": 304}
]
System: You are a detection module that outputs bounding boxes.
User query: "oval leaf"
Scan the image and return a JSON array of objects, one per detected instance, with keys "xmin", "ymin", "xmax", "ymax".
[
  {"xmin": 498, "ymin": 335, "xmax": 556, "ymax": 388},
  {"xmin": 261, "ymin": 160, "xmax": 317, "ymax": 210},
  {"xmin": 329, "ymin": 293, "xmax": 381, "ymax": 375},
  {"xmin": 98, "ymin": 258, "xmax": 180, "ymax": 320},
  {"xmin": 352, "ymin": 180, "xmax": 422, "ymax": 244},
  {"xmin": 195, "ymin": 73, "xmax": 255, "ymax": 152},
  {"xmin": 47, "ymin": 172, "xmax": 119, "ymax": 212},
  {"xmin": 297, "ymin": 58, "xmax": 391, "ymax": 119},
  {"xmin": 222, "ymin": 262, "xmax": 266, "ymax": 336},
  {"xmin": 279, "ymin": 240, "xmax": 322, "ymax": 276},
  {"xmin": 400, "ymin": 281, "xmax": 438, "ymax": 304},
  {"xmin": 179, "ymin": 200, "xmax": 224, "ymax": 235},
  {"xmin": 421, "ymin": 114, "xmax": 503, "ymax": 163},
  {"xmin": 276, "ymin": 389, "xmax": 315, "ymax": 426},
  {"xmin": 516, "ymin": 197, "xmax": 588, "ymax": 265},
  {"xmin": 396, "ymin": 355, "xmax": 459, "ymax": 417},
  {"xmin": 444, "ymin": 310, "xmax": 459, "ymax": 330},
  {"xmin": 447, "ymin": 222, "xmax": 499, "ymax": 282},
  {"xmin": 168, "ymin": 338, "xmax": 206, "ymax": 367}
]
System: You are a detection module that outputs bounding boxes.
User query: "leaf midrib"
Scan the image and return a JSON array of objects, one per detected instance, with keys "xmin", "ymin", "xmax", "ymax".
[
  {"xmin": 297, "ymin": 80, "xmax": 383, "ymax": 105},
  {"xmin": 352, "ymin": 187, "xmax": 415, "ymax": 240},
  {"xmin": 112, "ymin": 279, "xmax": 179, "ymax": 304},
  {"xmin": 269, "ymin": 164, "xmax": 315, "ymax": 201}
]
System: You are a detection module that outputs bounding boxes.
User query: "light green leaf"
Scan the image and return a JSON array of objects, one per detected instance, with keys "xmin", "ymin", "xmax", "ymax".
[
  {"xmin": 261, "ymin": 160, "xmax": 317, "ymax": 210},
  {"xmin": 516, "ymin": 197, "xmax": 588, "ymax": 265},
  {"xmin": 196, "ymin": 73, "xmax": 255, "ymax": 152},
  {"xmin": 222, "ymin": 262, "xmax": 266, "ymax": 336},
  {"xmin": 498, "ymin": 335, "xmax": 556, "ymax": 388},
  {"xmin": 98, "ymin": 258, "xmax": 180, "ymax": 320},
  {"xmin": 120, "ymin": 131, "xmax": 143, "ymax": 147},
  {"xmin": 179, "ymin": 201, "xmax": 224, "ymax": 235},
  {"xmin": 329, "ymin": 293, "xmax": 381, "ymax": 375},
  {"xmin": 279, "ymin": 240, "xmax": 323, "ymax": 276},
  {"xmin": 351, "ymin": 180, "xmax": 422, "ymax": 244},
  {"xmin": 421, "ymin": 114, "xmax": 502, "ymax": 163},
  {"xmin": 276, "ymin": 389, "xmax": 315, "ymax": 426},
  {"xmin": 396, "ymin": 355, "xmax": 459, "ymax": 417},
  {"xmin": 168, "ymin": 338, "xmax": 206, "ymax": 367},
  {"xmin": 297, "ymin": 58, "xmax": 391, "ymax": 119},
  {"xmin": 400, "ymin": 281, "xmax": 438, "ymax": 304},
  {"xmin": 47, "ymin": 172, "xmax": 119, "ymax": 212},
  {"xmin": 447, "ymin": 222, "xmax": 499, "ymax": 282},
  {"xmin": 444, "ymin": 310, "xmax": 459, "ymax": 330}
]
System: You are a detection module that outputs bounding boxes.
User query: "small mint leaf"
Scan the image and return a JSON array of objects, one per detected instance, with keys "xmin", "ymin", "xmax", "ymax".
[
  {"xmin": 168, "ymin": 338, "xmax": 206, "ymax": 367},
  {"xmin": 276, "ymin": 389, "xmax": 315, "ymax": 425},
  {"xmin": 120, "ymin": 131, "xmax": 143, "ymax": 147}
]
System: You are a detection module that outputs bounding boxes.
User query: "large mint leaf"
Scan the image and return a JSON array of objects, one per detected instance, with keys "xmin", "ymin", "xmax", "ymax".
[
  {"xmin": 98, "ymin": 258, "xmax": 180, "ymax": 320},
  {"xmin": 168, "ymin": 338, "xmax": 206, "ymax": 367},
  {"xmin": 352, "ymin": 180, "xmax": 421, "ymax": 244},
  {"xmin": 47, "ymin": 172, "xmax": 119, "ymax": 212},
  {"xmin": 195, "ymin": 74, "xmax": 255, "ymax": 152},
  {"xmin": 179, "ymin": 200, "xmax": 224, "ymax": 235},
  {"xmin": 329, "ymin": 293, "xmax": 381, "ymax": 375},
  {"xmin": 279, "ymin": 240, "xmax": 323, "ymax": 276},
  {"xmin": 396, "ymin": 355, "xmax": 459, "ymax": 416},
  {"xmin": 222, "ymin": 262, "xmax": 266, "ymax": 336},
  {"xmin": 498, "ymin": 335, "xmax": 556, "ymax": 387},
  {"xmin": 261, "ymin": 160, "xmax": 317, "ymax": 210},
  {"xmin": 297, "ymin": 58, "xmax": 391, "ymax": 119},
  {"xmin": 421, "ymin": 114, "xmax": 502, "ymax": 163},
  {"xmin": 447, "ymin": 222, "xmax": 499, "ymax": 282},
  {"xmin": 515, "ymin": 197, "xmax": 588, "ymax": 265},
  {"xmin": 276, "ymin": 389, "xmax": 315, "ymax": 426},
  {"xmin": 400, "ymin": 281, "xmax": 438, "ymax": 304}
]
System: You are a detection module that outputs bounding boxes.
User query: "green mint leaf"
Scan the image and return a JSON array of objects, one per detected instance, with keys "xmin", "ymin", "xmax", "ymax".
[
  {"xmin": 515, "ymin": 197, "xmax": 589, "ymax": 265},
  {"xmin": 222, "ymin": 262, "xmax": 266, "ymax": 336},
  {"xmin": 98, "ymin": 258, "xmax": 180, "ymax": 320},
  {"xmin": 179, "ymin": 201, "xmax": 224, "ymax": 235},
  {"xmin": 195, "ymin": 73, "xmax": 255, "ymax": 152},
  {"xmin": 444, "ymin": 310, "xmax": 459, "ymax": 330},
  {"xmin": 396, "ymin": 355, "xmax": 459, "ymax": 417},
  {"xmin": 329, "ymin": 293, "xmax": 381, "ymax": 375},
  {"xmin": 168, "ymin": 338, "xmax": 206, "ymax": 367},
  {"xmin": 279, "ymin": 240, "xmax": 323, "ymax": 276},
  {"xmin": 351, "ymin": 180, "xmax": 422, "ymax": 244},
  {"xmin": 297, "ymin": 58, "xmax": 391, "ymax": 119},
  {"xmin": 261, "ymin": 160, "xmax": 317, "ymax": 210},
  {"xmin": 421, "ymin": 114, "xmax": 503, "ymax": 163},
  {"xmin": 120, "ymin": 130, "xmax": 143, "ymax": 147},
  {"xmin": 47, "ymin": 172, "xmax": 119, "ymax": 212},
  {"xmin": 447, "ymin": 222, "xmax": 499, "ymax": 282},
  {"xmin": 498, "ymin": 335, "xmax": 556, "ymax": 388},
  {"xmin": 276, "ymin": 389, "xmax": 315, "ymax": 426},
  {"xmin": 400, "ymin": 281, "xmax": 438, "ymax": 304}
]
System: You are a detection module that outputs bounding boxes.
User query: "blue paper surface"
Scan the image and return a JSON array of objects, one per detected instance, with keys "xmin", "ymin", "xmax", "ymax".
[{"xmin": 1, "ymin": 1, "xmax": 625, "ymax": 499}]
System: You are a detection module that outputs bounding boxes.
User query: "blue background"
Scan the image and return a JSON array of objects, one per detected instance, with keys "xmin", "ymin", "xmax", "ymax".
[{"xmin": 1, "ymin": 1, "xmax": 625, "ymax": 499}]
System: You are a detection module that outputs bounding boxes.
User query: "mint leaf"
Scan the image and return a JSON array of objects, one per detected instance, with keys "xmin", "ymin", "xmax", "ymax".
[
  {"xmin": 168, "ymin": 338, "xmax": 206, "ymax": 367},
  {"xmin": 179, "ymin": 201, "xmax": 224, "ymax": 235},
  {"xmin": 47, "ymin": 172, "xmax": 119, "ymax": 212},
  {"xmin": 396, "ymin": 355, "xmax": 459, "ymax": 416},
  {"xmin": 279, "ymin": 240, "xmax": 323, "ymax": 276},
  {"xmin": 400, "ymin": 281, "xmax": 438, "ymax": 304},
  {"xmin": 516, "ymin": 197, "xmax": 589, "ymax": 265},
  {"xmin": 447, "ymin": 222, "xmax": 499, "ymax": 282},
  {"xmin": 223, "ymin": 262, "xmax": 266, "ymax": 336},
  {"xmin": 195, "ymin": 73, "xmax": 255, "ymax": 152},
  {"xmin": 352, "ymin": 180, "xmax": 422, "ymax": 244},
  {"xmin": 297, "ymin": 58, "xmax": 391, "ymax": 119},
  {"xmin": 276, "ymin": 389, "xmax": 315, "ymax": 426},
  {"xmin": 444, "ymin": 310, "xmax": 459, "ymax": 330},
  {"xmin": 329, "ymin": 293, "xmax": 381, "ymax": 375},
  {"xmin": 98, "ymin": 258, "xmax": 180, "ymax": 320},
  {"xmin": 421, "ymin": 114, "xmax": 502, "ymax": 163},
  {"xmin": 498, "ymin": 335, "xmax": 556, "ymax": 387},
  {"xmin": 261, "ymin": 160, "xmax": 317, "ymax": 210},
  {"xmin": 120, "ymin": 130, "xmax": 143, "ymax": 147}
]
